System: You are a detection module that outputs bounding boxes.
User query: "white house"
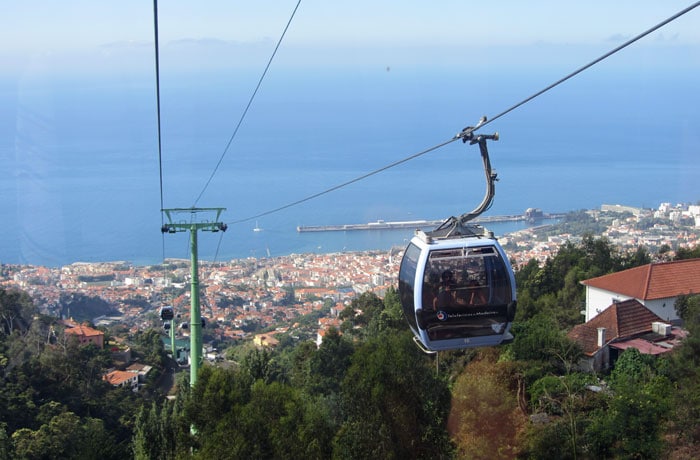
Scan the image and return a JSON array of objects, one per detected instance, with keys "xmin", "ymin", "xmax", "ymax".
[
  {"xmin": 580, "ymin": 258, "xmax": 700, "ymax": 323},
  {"xmin": 103, "ymin": 370, "xmax": 139, "ymax": 391}
]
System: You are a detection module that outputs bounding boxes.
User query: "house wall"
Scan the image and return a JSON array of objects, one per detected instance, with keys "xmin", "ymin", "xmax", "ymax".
[
  {"xmin": 586, "ymin": 288, "xmax": 679, "ymax": 323},
  {"xmin": 89, "ymin": 335, "xmax": 104, "ymax": 348},
  {"xmin": 585, "ymin": 287, "xmax": 627, "ymax": 321},
  {"xmin": 578, "ymin": 347, "xmax": 610, "ymax": 373},
  {"xmin": 68, "ymin": 333, "xmax": 104, "ymax": 348},
  {"xmin": 124, "ymin": 376, "xmax": 138, "ymax": 391},
  {"xmin": 595, "ymin": 346, "xmax": 610, "ymax": 372},
  {"xmin": 639, "ymin": 298, "xmax": 679, "ymax": 323}
]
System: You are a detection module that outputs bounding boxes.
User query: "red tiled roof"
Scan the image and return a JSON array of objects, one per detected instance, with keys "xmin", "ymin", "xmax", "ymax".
[
  {"xmin": 581, "ymin": 258, "xmax": 700, "ymax": 300},
  {"xmin": 567, "ymin": 299, "xmax": 666, "ymax": 355},
  {"xmin": 103, "ymin": 370, "xmax": 136, "ymax": 386},
  {"xmin": 65, "ymin": 324, "xmax": 104, "ymax": 337},
  {"xmin": 610, "ymin": 338, "xmax": 673, "ymax": 355}
]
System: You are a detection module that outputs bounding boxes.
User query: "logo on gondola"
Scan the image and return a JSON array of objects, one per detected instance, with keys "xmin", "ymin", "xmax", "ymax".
[{"xmin": 437, "ymin": 311, "xmax": 447, "ymax": 321}]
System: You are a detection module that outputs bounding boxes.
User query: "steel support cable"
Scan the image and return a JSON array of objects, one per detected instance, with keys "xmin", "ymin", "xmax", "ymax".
[
  {"xmin": 475, "ymin": 0, "xmax": 700, "ymax": 132},
  {"xmin": 228, "ymin": 138, "xmax": 457, "ymax": 225},
  {"xmin": 153, "ymin": 0, "xmax": 167, "ymax": 265},
  {"xmin": 192, "ymin": 0, "xmax": 303, "ymax": 207},
  {"xmin": 229, "ymin": 1, "xmax": 700, "ymax": 226},
  {"xmin": 213, "ymin": 230, "xmax": 225, "ymax": 263}
]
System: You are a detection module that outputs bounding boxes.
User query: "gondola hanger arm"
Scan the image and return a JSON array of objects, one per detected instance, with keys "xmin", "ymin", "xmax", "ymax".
[{"xmin": 443, "ymin": 116, "xmax": 500, "ymax": 227}]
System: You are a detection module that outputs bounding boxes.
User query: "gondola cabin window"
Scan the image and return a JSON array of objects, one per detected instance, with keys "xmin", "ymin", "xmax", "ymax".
[
  {"xmin": 399, "ymin": 242, "xmax": 421, "ymax": 332},
  {"xmin": 423, "ymin": 246, "xmax": 513, "ymax": 311}
]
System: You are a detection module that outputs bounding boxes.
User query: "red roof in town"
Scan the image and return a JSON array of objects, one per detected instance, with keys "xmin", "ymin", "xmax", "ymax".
[
  {"xmin": 103, "ymin": 370, "xmax": 136, "ymax": 386},
  {"xmin": 581, "ymin": 258, "xmax": 700, "ymax": 300},
  {"xmin": 65, "ymin": 324, "xmax": 104, "ymax": 337},
  {"xmin": 567, "ymin": 299, "xmax": 666, "ymax": 355},
  {"xmin": 610, "ymin": 338, "xmax": 674, "ymax": 355}
]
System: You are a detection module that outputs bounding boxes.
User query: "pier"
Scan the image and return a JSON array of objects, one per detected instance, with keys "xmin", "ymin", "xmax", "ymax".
[
  {"xmin": 296, "ymin": 212, "xmax": 562, "ymax": 233},
  {"xmin": 297, "ymin": 219, "xmax": 444, "ymax": 233}
]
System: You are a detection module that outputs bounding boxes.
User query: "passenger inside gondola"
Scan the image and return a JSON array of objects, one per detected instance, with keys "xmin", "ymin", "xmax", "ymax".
[
  {"xmin": 467, "ymin": 279, "xmax": 488, "ymax": 305},
  {"xmin": 423, "ymin": 271, "xmax": 441, "ymax": 311},
  {"xmin": 434, "ymin": 270, "xmax": 455, "ymax": 309}
]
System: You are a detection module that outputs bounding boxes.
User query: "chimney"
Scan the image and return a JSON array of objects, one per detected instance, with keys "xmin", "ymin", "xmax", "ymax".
[{"xmin": 597, "ymin": 327, "xmax": 606, "ymax": 348}]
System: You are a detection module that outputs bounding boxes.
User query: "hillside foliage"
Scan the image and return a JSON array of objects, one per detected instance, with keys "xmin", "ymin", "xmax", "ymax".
[{"xmin": 1, "ymin": 237, "xmax": 699, "ymax": 458}]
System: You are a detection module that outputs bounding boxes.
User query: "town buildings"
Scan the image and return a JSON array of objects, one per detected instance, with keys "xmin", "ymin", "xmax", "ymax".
[{"xmin": 1, "ymin": 203, "xmax": 697, "ymax": 357}]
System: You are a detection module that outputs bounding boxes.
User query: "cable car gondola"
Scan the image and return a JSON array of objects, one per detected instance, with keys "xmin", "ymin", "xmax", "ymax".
[
  {"xmin": 159, "ymin": 305, "xmax": 174, "ymax": 321},
  {"xmin": 398, "ymin": 120, "xmax": 516, "ymax": 352}
]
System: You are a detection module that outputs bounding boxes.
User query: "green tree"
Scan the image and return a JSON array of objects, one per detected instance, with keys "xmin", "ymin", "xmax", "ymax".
[
  {"xmin": 186, "ymin": 367, "xmax": 334, "ymax": 459},
  {"xmin": 586, "ymin": 348, "xmax": 670, "ymax": 459},
  {"xmin": 133, "ymin": 402, "xmax": 161, "ymax": 460},
  {"xmin": 12, "ymin": 412, "xmax": 116, "ymax": 460},
  {"xmin": 513, "ymin": 235, "xmax": 645, "ymax": 329},
  {"xmin": 526, "ymin": 372, "xmax": 597, "ymax": 459},
  {"xmin": 348, "ymin": 292, "xmax": 384, "ymax": 333},
  {"xmin": 240, "ymin": 346, "xmax": 284, "ymax": 384},
  {"xmin": 674, "ymin": 293, "xmax": 700, "ymax": 324},
  {"xmin": 286, "ymin": 340, "xmax": 317, "ymax": 390},
  {"xmin": 521, "ymin": 418, "xmax": 589, "ymax": 460},
  {"xmin": 579, "ymin": 234, "xmax": 622, "ymax": 276},
  {"xmin": 0, "ymin": 422, "xmax": 10, "ymax": 460},
  {"xmin": 373, "ymin": 287, "xmax": 404, "ymax": 333},
  {"xmin": 675, "ymin": 245, "xmax": 700, "ymax": 260},
  {"xmin": 132, "ymin": 398, "xmax": 183, "ymax": 460},
  {"xmin": 510, "ymin": 314, "xmax": 580, "ymax": 373},
  {"xmin": 234, "ymin": 381, "xmax": 307, "ymax": 459},
  {"xmin": 132, "ymin": 328, "xmax": 168, "ymax": 370},
  {"xmin": 308, "ymin": 327, "xmax": 354, "ymax": 395},
  {"xmin": 333, "ymin": 331, "xmax": 453, "ymax": 459},
  {"xmin": 621, "ymin": 245, "xmax": 651, "ymax": 269},
  {"xmin": 0, "ymin": 288, "xmax": 34, "ymax": 336},
  {"xmin": 667, "ymin": 294, "xmax": 700, "ymax": 446},
  {"xmin": 186, "ymin": 365, "xmax": 251, "ymax": 437},
  {"xmin": 449, "ymin": 352, "xmax": 527, "ymax": 459},
  {"xmin": 57, "ymin": 292, "xmax": 118, "ymax": 323}
]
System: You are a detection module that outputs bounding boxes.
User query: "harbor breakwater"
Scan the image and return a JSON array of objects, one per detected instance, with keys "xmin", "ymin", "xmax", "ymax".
[{"xmin": 297, "ymin": 212, "xmax": 564, "ymax": 233}]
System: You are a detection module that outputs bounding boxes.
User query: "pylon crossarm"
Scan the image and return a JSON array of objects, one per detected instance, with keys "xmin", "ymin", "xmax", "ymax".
[{"xmin": 161, "ymin": 207, "xmax": 227, "ymax": 233}]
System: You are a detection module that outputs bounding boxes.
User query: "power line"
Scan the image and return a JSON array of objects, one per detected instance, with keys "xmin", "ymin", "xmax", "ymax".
[
  {"xmin": 229, "ymin": 1, "xmax": 700, "ymax": 226},
  {"xmin": 192, "ymin": 0, "xmax": 303, "ymax": 207}
]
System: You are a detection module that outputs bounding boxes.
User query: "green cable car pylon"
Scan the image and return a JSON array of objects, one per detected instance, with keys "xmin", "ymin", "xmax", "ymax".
[{"xmin": 161, "ymin": 207, "xmax": 227, "ymax": 387}]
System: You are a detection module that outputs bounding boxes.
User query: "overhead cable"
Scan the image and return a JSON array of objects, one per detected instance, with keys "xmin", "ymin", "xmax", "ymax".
[
  {"xmin": 192, "ymin": 0, "xmax": 303, "ymax": 207},
  {"xmin": 153, "ymin": 0, "xmax": 167, "ymax": 262},
  {"xmin": 228, "ymin": 139, "xmax": 456, "ymax": 225},
  {"xmin": 474, "ymin": 0, "xmax": 700, "ymax": 132},
  {"xmin": 230, "ymin": 1, "xmax": 700, "ymax": 225}
]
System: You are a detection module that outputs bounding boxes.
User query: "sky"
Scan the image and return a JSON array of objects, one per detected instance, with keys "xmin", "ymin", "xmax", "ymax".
[
  {"xmin": 1, "ymin": 1, "xmax": 699, "ymax": 265},
  {"xmin": 2, "ymin": 1, "xmax": 699, "ymax": 75}
]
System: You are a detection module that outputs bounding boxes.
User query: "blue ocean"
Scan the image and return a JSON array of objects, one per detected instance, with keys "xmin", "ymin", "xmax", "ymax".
[{"xmin": 1, "ymin": 67, "xmax": 698, "ymax": 266}]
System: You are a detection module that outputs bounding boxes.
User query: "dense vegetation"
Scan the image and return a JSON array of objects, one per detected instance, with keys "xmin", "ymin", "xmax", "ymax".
[
  {"xmin": 1, "ymin": 235, "xmax": 699, "ymax": 458},
  {"xmin": 0, "ymin": 289, "xmax": 168, "ymax": 459}
]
